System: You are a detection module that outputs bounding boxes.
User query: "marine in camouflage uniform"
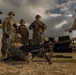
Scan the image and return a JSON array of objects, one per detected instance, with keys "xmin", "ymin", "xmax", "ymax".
[
  {"xmin": 29, "ymin": 15, "xmax": 47, "ymax": 45},
  {"xmin": 65, "ymin": 18, "xmax": 76, "ymax": 33},
  {"xmin": 17, "ymin": 19, "xmax": 29, "ymax": 45},
  {"xmin": 8, "ymin": 33, "xmax": 32, "ymax": 62},
  {"xmin": 1, "ymin": 11, "xmax": 17, "ymax": 59},
  {"xmin": 29, "ymin": 15, "xmax": 47, "ymax": 57}
]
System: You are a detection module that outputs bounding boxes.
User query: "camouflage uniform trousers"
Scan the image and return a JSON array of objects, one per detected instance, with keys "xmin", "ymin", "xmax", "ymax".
[
  {"xmin": 8, "ymin": 44, "xmax": 27, "ymax": 60},
  {"xmin": 1, "ymin": 30, "xmax": 15, "ymax": 58},
  {"xmin": 21, "ymin": 34, "xmax": 29, "ymax": 45},
  {"xmin": 32, "ymin": 32, "xmax": 44, "ymax": 45},
  {"xmin": 32, "ymin": 32, "xmax": 44, "ymax": 57}
]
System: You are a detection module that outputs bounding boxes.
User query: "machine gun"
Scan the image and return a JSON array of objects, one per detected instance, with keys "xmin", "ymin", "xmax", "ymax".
[
  {"xmin": 19, "ymin": 39, "xmax": 75, "ymax": 64},
  {"xmin": 20, "ymin": 42, "xmax": 53, "ymax": 64},
  {"xmin": 20, "ymin": 39, "xmax": 75, "ymax": 52}
]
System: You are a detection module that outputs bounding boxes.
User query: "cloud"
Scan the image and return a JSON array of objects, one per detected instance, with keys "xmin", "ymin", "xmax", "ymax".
[
  {"xmin": 0, "ymin": 0, "xmax": 3, "ymax": 4},
  {"xmin": 0, "ymin": 0, "xmax": 57, "ymax": 20},
  {"xmin": 54, "ymin": 20, "xmax": 68, "ymax": 29},
  {"xmin": 0, "ymin": 0, "xmax": 76, "ymax": 38},
  {"xmin": 50, "ymin": 13, "xmax": 61, "ymax": 17},
  {"xmin": 65, "ymin": 14, "xmax": 72, "ymax": 17},
  {"xmin": 57, "ymin": 0, "xmax": 76, "ymax": 14}
]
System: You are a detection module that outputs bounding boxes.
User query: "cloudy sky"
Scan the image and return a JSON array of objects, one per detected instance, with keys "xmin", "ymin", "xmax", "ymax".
[{"xmin": 0, "ymin": 0, "xmax": 76, "ymax": 38}]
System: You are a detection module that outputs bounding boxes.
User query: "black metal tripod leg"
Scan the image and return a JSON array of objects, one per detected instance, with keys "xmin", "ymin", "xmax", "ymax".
[{"xmin": 40, "ymin": 51, "xmax": 52, "ymax": 64}]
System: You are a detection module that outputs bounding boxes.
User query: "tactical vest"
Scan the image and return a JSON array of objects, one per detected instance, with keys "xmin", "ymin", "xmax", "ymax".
[
  {"xmin": 6, "ymin": 19, "xmax": 16, "ymax": 32},
  {"xmin": 18, "ymin": 25, "xmax": 28, "ymax": 35},
  {"xmin": 31, "ymin": 21, "xmax": 46, "ymax": 33}
]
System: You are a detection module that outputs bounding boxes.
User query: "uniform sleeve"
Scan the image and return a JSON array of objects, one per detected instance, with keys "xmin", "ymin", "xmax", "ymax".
[
  {"xmin": 2, "ymin": 19, "xmax": 8, "ymax": 34},
  {"xmin": 0, "ymin": 19, "xmax": 2, "ymax": 24},
  {"xmin": 13, "ymin": 23, "xmax": 18, "ymax": 31},
  {"xmin": 17, "ymin": 26, "xmax": 21, "ymax": 33},
  {"xmin": 0, "ymin": 19, "xmax": 2, "ymax": 28},
  {"xmin": 42, "ymin": 22, "xmax": 47, "ymax": 30},
  {"xmin": 29, "ymin": 22, "xmax": 35, "ymax": 30},
  {"xmin": 26, "ymin": 27, "xmax": 29, "ymax": 38},
  {"xmin": 69, "ymin": 22, "xmax": 76, "ymax": 32},
  {"xmin": 71, "ymin": 22, "xmax": 76, "ymax": 30}
]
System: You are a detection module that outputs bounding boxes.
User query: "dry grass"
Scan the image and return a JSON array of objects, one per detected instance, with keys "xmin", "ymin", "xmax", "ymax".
[{"xmin": 0, "ymin": 53, "xmax": 76, "ymax": 75}]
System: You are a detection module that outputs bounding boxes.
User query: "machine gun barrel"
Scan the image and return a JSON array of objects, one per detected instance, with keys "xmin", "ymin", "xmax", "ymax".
[{"xmin": 20, "ymin": 39, "xmax": 75, "ymax": 52}]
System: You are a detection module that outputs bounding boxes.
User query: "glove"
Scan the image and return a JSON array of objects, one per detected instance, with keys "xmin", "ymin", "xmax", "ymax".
[
  {"xmin": 39, "ymin": 25, "xmax": 46, "ymax": 29},
  {"xmin": 33, "ymin": 25, "xmax": 36, "ymax": 28},
  {"xmin": 5, "ymin": 34, "xmax": 9, "ymax": 38},
  {"xmin": 39, "ymin": 25, "xmax": 42, "ymax": 28},
  {"xmin": 13, "ymin": 24, "xmax": 18, "ymax": 32},
  {"xmin": 13, "ymin": 24, "xmax": 17, "ymax": 29}
]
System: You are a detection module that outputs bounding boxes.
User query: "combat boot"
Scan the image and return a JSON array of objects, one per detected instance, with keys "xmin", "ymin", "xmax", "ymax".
[
  {"xmin": 26, "ymin": 53, "xmax": 33, "ymax": 63},
  {"xmin": 2, "ymin": 53, "xmax": 7, "ymax": 59}
]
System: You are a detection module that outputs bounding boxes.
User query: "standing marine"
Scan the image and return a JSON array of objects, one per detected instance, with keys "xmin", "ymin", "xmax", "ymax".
[
  {"xmin": 17, "ymin": 19, "xmax": 29, "ymax": 45},
  {"xmin": 1, "ymin": 11, "xmax": 17, "ymax": 59},
  {"xmin": 29, "ymin": 14, "xmax": 47, "ymax": 45}
]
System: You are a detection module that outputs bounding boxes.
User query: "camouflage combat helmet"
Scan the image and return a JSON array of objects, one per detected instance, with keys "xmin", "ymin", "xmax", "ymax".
[
  {"xmin": 8, "ymin": 11, "xmax": 15, "ymax": 16},
  {"xmin": 35, "ymin": 14, "xmax": 41, "ymax": 19},
  {"xmin": 20, "ymin": 19, "xmax": 25, "ymax": 24}
]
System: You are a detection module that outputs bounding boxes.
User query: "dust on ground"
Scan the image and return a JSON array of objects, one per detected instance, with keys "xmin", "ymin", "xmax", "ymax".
[{"xmin": 0, "ymin": 53, "xmax": 76, "ymax": 75}]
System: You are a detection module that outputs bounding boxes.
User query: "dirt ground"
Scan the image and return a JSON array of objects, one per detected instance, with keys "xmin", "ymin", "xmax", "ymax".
[{"xmin": 0, "ymin": 53, "xmax": 76, "ymax": 75}]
